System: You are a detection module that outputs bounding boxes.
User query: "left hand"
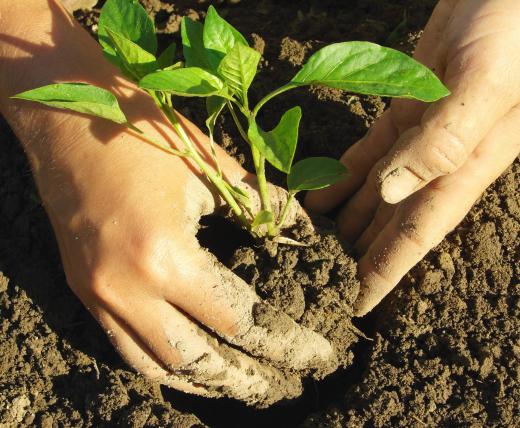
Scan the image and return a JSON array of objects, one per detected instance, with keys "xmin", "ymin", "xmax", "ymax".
[{"xmin": 306, "ymin": 0, "xmax": 520, "ymax": 316}]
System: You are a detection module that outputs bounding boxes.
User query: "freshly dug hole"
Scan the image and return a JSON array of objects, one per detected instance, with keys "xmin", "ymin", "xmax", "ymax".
[{"xmin": 198, "ymin": 214, "xmax": 360, "ymax": 386}]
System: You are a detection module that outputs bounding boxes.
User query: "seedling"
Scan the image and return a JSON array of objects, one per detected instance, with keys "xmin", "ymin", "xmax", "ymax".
[{"xmin": 13, "ymin": 0, "xmax": 449, "ymax": 238}]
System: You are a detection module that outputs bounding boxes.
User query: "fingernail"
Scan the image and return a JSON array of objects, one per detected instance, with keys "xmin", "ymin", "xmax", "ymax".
[
  {"xmin": 352, "ymin": 280, "xmax": 386, "ymax": 317},
  {"xmin": 353, "ymin": 294, "xmax": 371, "ymax": 317},
  {"xmin": 380, "ymin": 167, "xmax": 422, "ymax": 204}
]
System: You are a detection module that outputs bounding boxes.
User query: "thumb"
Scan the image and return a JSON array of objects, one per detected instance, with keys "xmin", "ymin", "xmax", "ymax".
[{"xmin": 375, "ymin": 46, "xmax": 520, "ymax": 204}]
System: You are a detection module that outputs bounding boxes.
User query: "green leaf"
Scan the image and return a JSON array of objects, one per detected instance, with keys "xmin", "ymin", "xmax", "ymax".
[
  {"xmin": 223, "ymin": 182, "xmax": 252, "ymax": 212},
  {"xmin": 248, "ymin": 107, "xmax": 302, "ymax": 173},
  {"xmin": 105, "ymin": 28, "xmax": 158, "ymax": 80},
  {"xmin": 12, "ymin": 83, "xmax": 127, "ymax": 124},
  {"xmin": 287, "ymin": 157, "xmax": 349, "ymax": 192},
  {"xmin": 203, "ymin": 6, "xmax": 248, "ymax": 70},
  {"xmin": 291, "ymin": 41, "xmax": 450, "ymax": 102},
  {"xmin": 98, "ymin": 0, "xmax": 157, "ymax": 68},
  {"xmin": 157, "ymin": 42, "xmax": 177, "ymax": 69},
  {"xmin": 181, "ymin": 17, "xmax": 216, "ymax": 70},
  {"xmin": 217, "ymin": 44, "xmax": 260, "ymax": 105},
  {"xmin": 251, "ymin": 210, "xmax": 274, "ymax": 229},
  {"xmin": 205, "ymin": 95, "xmax": 227, "ymax": 137},
  {"xmin": 139, "ymin": 67, "xmax": 224, "ymax": 97}
]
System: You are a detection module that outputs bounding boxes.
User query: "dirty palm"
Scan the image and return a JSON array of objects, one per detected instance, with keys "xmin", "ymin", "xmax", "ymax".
[{"xmin": 14, "ymin": 0, "xmax": 448, "ymax": 240}]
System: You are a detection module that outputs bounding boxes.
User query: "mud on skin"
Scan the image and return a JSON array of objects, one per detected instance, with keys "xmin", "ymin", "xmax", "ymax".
[{"xmin": 0, "ymin": 0, "xmax": 518, "ymax": 427}]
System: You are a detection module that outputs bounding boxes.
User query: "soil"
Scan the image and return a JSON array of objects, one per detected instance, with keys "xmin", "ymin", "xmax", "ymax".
[{"xmin": 1, "ymin": 1, "xmax": 519, "ymax": 427}]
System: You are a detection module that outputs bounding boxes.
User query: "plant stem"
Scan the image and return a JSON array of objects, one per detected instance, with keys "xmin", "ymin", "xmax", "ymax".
[
  {"xmin": 146, "ymin": 90, "xmax": 249, "ymax": 229},
  {"xmin": 126, "ymin": 123, "xmax": 187, "ymax": 157},
  {"xmin": 227, "ymin": 101, "xmax": 249, "ymax": 142},
  {"xmin": 228, "ymin": 101, "xmax": 277, "ymax": 236},
  {"xmin": 251, "ymin": 145, "xmax": 276, "ymax": 236},
  {"xmin": 208, "ymin": 130, "xmax": 222, "ymax": 177},
  {"xmin": 252, "ymin": 82, "xmax": 299, "ymax": 117},
  {"xmin": 275, "ymin": 191, "xmax": 296, "ymax": 232}
]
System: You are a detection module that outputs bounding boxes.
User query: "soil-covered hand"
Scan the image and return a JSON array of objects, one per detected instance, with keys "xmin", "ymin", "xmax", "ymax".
[
  {"xmin": 39, "ymin": 114, "xmax": 333, "ymax": 405},
  {"xmin": 306, "ymin": 0, "xmax": 520, "ymax": 316},
  {"xmin": 0, "ymin": 0, "xmax": 332, "ymax": 405}
]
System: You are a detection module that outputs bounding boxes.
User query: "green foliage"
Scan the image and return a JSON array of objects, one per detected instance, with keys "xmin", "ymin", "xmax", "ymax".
[
  {"xmin": 181, "ymin": 18, "xmax": 214, "ymax": 70},
  {"xmin": 157, "ymin": 42, "xmax": 177, "ymax": 70},
  {"xmin": 251, "ymin": 210, "xmax": 274, "ymax": 229},
  {"xmin": 12, "ymin": 83, "xmax": 127, "ymax": 124},
  {"xmin": 206, "ymin": 95, "xmax": 227, "ymax": 139},
  {"xmin": 105, "ymin": 28, "xmax": 158, "ymax": 79},
  {"xmin": 291, "ymin": 41, "xmax": 449, "ymax": 102},
  {"xmin": 224, "ymin": 182, "xmax": 253, "ymax": 213},
  {"xmin": 139, "ymin": 68, "xmax": 225, "ymax": 97},
  {"xmin": 288, "ymin": 158, "xmax": 349, "ymax": 192},
  {"xmin": 247, "ymin": 107, "xmax": 302, "ymax": 174},
  {"xmin": 14, "ymin": 3, "xmax": 451, "ymax": 238},
  {"xmin": 98, "ymin": 0, "xmax": 157, "ymax": 72},
  {"xmin": 203, "ymin": 6, "xmax": 248, "ymax": 70},
  {"xmin": 218, "ymin": 44, "xmax": 261, "ymax": 106}
]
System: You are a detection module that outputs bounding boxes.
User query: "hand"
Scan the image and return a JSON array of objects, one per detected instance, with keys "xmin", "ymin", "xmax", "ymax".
[
  {"xmin": 306, "ymin": 0, "xmax": 520, "ymax": 316},
  {"xmin": 40, "ymin": 107, "xmax": 331, "ymax": 405},
  {"xmin": 0, "ymin": 0, "xmax": 332, "ymax": 405}
]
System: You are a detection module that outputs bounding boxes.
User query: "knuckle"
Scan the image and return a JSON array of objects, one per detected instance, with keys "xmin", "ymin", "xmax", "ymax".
[
  {"xmin": 131, "ymin": 232, "xmax": 178, "ymax": 285},
  {"xmin": 395, "ymin": 213, "xmax": 428, "ymax": 250},
  {"xmin": 400, "ymin": 226, "xmax": 428, "ymax": 250},
  {"xmin": 425, "ymin": 126, "xmax": 468, "ymax": 175},
  {"xmin": 88, "ymin": 269, "xmax": 115, "ymax": 305}
]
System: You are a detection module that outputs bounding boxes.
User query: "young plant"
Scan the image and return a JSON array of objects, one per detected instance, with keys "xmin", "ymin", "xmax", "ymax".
[{"xmin": 13, "ymin": 0, "xmax": 449, "ymax": 239}]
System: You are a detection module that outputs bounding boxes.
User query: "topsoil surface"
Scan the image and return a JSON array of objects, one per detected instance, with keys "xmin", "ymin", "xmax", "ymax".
[{"xmin": 1, "ymin": 0, "xmax": 519, "ymax": 427}]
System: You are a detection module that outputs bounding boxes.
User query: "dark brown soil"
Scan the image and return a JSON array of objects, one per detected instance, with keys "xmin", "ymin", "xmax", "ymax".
[{"xmin": 1, "ymin": 1, "xmax": 519, "ymax": 427}]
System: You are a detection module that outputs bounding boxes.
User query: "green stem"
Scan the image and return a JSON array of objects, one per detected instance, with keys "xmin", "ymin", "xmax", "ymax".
[
  {"xmin": 252, "ymin": 82, "xmax": 299, "ymax": 117},
  {"xmin": 208, "ymin": 130, "xmax": 222, "ymax": 177},
  {"xmin": 251, "ymin": 145, "xmax": 276, "ymax": 236},
  {"xmin": 228, "ymin": 101, "xmax": 276, "ymax": 236},
  {"xmin": 275, "ymin": 191, "xmax": 296, "ymax": 232},
  {"xmin": 126, "ymin": 123, "xmax": 187, "ymax": 158},
  {"xmin": 227, "ymin": 101, "xmax": 249, "ymax": 143}
]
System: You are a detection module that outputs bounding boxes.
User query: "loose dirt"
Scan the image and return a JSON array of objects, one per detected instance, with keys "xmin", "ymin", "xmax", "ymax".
[{"xmin": 1, "ymin": 1, "xmax": 518, "ymax": 427}]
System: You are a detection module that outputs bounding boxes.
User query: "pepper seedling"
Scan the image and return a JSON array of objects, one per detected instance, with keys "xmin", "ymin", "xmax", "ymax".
[{"xmin": 13, "ymin": 0, "xmax": 449, "ymax": 238}]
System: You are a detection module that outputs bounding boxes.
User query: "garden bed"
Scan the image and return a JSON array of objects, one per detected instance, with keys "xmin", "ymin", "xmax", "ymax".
[{"xmin": 0, "ymin": 0, "xmax": 518, "ymax": 427}]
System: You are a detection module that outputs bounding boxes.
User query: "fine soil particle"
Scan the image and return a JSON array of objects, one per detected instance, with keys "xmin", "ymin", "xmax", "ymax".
[{"xmin": 1, "ymin": 1, "xmax": 519, "ymax": 427}]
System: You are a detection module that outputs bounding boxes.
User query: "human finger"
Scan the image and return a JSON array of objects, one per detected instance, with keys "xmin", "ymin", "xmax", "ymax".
[
  {"xmin": 304, "ymin": 0, "xmax": 455, "ymax": 215},
  {"xmin": 96, "ymin": 309, "xmax": 214, "ymax": 397},
  {"xmin": 354, "ymin": 104, "xmax": 520, "ymax": 316},
  {"xmin": 354, "ymin": 202, "xmax": 395, "ymax": 255},
  {"xmin": 376, "ymin": 24, "xmax": 520, "ymax": 204},
  {"xmin": 98, "ymin": 293, "xmax": 302, "ymax": 405},
  {"xmin": 164, "ymin": 238, "xmax": 334, "ymax": 372}
]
